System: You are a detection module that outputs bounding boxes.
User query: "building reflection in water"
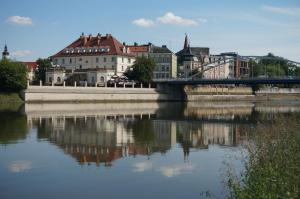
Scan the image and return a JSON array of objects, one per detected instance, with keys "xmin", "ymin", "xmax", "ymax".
[{"xmin": 24, "ymin": 101, "xmax": 300, "ymax": 167}]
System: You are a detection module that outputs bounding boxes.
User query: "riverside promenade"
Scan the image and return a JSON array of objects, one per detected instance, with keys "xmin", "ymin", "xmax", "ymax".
[
  {"xmin": 21, "ymin": 84, "xmax": 300, "ymax": 102},
  {"xmin": 21, "ymin": 85, "xmax": 178, "ymax": 102}
]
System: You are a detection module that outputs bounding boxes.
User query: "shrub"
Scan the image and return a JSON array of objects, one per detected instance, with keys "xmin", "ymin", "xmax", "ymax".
[{"xmin": 0, "ymin": 59, "xmax": 27, "ymax": 92}]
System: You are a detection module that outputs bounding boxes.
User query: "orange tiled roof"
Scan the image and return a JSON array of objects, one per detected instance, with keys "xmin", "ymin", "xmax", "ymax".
[
  {"xmin": 22, "ymin": 62, "xmax": 38, "ymax": 71},
  {"xmin": 52, "ymin": 34, "xmax": 135, "ymax": 58}
]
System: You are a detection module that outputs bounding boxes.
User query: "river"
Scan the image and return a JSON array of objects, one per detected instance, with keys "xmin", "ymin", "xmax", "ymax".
[{"xmin": 1, "ymin": 101, "xmax": 300, "ymax": 199}]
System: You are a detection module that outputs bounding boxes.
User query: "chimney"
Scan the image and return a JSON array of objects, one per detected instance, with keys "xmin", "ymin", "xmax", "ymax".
[
  {"xmin": 123, "ymin": 42, "xmax": 126, "ymax": 46},
  {"xmin": 88, "ymin": 34, "xmax": 92, "ymax": 40},
  {"xmin": 134, "ymin": 42, "xmax": 138, "ymax": 46},
  {"xmin": 80, "ymin": 32, "xmax": 87, "ymax": 46},
  {"xmin": 97, "ymin": 33, "xmax": 101, "ymax": 45},
  {"xmin": 80, "ymin": 32, "xmax": 84, "ymax": 39},
  {"xmin": 106, "ymin": 33, "xmax": 111, "ymax": 38}
]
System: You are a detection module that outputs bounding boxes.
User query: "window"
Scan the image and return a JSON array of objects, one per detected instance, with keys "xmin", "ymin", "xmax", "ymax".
[
  {"xmin": 79, "ymin": 58, "xmax": 82, "ymax": 61},
  {"xmin": 100, "ymin": 76, "xmax": 104, "ymax": 82},
  {"xmin": 85, "ymin": 60, "xmax": 88, "ymax": 63},
  {"xmin": 69, "ymin": 58, "xmax": 72, "ymax": 64},
  {"xmin": 166, "ymin": 74, "xmax": 169, "ymax": 78},
  {"xmin": 62, "ymin": 59, "xmax": 65, "ymax": 64},
  {"xmin": 128, "ymin": 58, "xmax": 131, "ymax": 63},
  {"xmin": 96, "ymin": 57, "xmax": 99, "ymax": 63},
  {"xmin": 166, "ymin": 66, "xmax": 169, "ymax": 71},
  {"xmin": 104, "ymin": 57, "xmax": 107, "ymax": 62},
  {"xmin": 112, "ymin": 57, "xmax": 115, "ymax": 62},
  {"xmin": 104, "ymin": 65, "xmax": 106, "ymax": 69},
  {"xmin": 54, "ymin": 59, "xmax": 57, "ymax": 64},
  {"xmin": 49, "ymin": 77, "xmax": 52, "ymax": 82},
  {"xmin": 91, "ymin": 76, "xmax": 95, "ymax": 83},
  {"xmin": 79, "ymin": 65, "xmax": 82, "ymax": 69},
  {"xmin": 162, "ymin": 66, "xmax": 165, "ymax": 71},
  {"xmin": 112, "ymin": 65, "xmax": 115, "ymax": 70},
  {"xmin": 57, "ymin": 77, "xmax": 61, "ymax": 83}
]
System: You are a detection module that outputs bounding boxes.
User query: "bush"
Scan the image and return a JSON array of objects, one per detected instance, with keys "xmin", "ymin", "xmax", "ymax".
[
  {"xmin": 0, "ymin": 59, "xmax": 27, "ymax": 92},
  {"xmin": 226, "ymin": 116, "xmax": 300, "ymax": 199}
]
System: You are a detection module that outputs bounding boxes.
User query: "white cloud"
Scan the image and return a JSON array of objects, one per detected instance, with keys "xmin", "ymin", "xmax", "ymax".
[
  {"xmin": 132, "ymin": 18, "xmax": 155, "ymax": 27},
  {"xmin": 7, "ymin": 15, "xmax": 34, "ymax": 26},
  {"xmin": 11, "ymin": 50, "xmax": 32, "ymax": 57},
  {"xmin": 8, "ymin": 160, "xmax": 32, "ymax": 173},
  {"xmin": 261, "ymin": 5, "xmax": 300, "ymax": 16},
  {"xmin": 157, "ymin": 12, "xmax": 198, "ymax": 26},
  {"xmin": 133, "ymin": 161, "xmax": 153, "ymax": 172},
  {"xmin": 158, "ymin": 163, "xmax": 195, "ymax": 178}
]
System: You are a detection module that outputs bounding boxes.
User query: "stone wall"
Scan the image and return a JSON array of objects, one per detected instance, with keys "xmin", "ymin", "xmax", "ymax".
[{"xmin": 21, "ymin": 86, "xmax": 178, "ymax": 102}]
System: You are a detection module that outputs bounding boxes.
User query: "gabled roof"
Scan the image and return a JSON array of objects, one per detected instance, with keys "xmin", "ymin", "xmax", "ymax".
[{"xmin": 52, "ymin": 34, "xmax": 135, "ymax": 58}]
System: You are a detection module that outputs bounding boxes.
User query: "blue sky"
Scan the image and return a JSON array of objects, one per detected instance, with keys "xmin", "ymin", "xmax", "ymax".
[{"xmin": 1, "ymin": 0, "xmax": 300, "ymax": 62}]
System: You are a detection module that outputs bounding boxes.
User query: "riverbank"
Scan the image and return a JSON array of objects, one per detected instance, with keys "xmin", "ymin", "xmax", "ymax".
[
  {"xmin": 226, "ymin": 115, "xmax": 300, "ymax": 198},
  {"xmin": 21, "ymin": 86, "xmax": 180, "ymax": 102},
  {"xmin": 0, "ymin": 92, "xmax": 23, "ymax": 104},
  {"xmin": 20, "ymin": 86, "xmax": 300, "ymax": 102}
]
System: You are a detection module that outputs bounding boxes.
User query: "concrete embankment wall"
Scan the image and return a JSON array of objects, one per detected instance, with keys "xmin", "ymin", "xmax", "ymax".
[
  {"xmin": 256, "ymin": 88, "xmax": 300, "ymax": 100},
  {"xmin": 184, "ymin": 85, "xmax": 255, "ymax": 101},
  {"xmin": 184, "ymin": 85, "xmax": 300, "ymax": 101},
  {"xmin": 21, "ymin": 86, "xmax": 178, "ymax": 102}
]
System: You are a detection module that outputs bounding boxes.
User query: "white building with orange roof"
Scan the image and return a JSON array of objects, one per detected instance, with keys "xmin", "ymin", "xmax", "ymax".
[{"xmin": 50, "ymin": 33, "xmax": 135, "ymax": 84}]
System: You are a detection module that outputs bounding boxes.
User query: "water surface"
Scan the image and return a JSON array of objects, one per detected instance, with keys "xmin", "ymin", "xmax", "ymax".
[{"xmin": 1, "ymin": 101, "xmax": 299, "ymax": 199}]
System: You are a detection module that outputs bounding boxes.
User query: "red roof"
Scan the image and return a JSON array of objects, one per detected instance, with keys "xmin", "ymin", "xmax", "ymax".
[
  {"xmin": 22, "ymin": 62, "xmax": 38, "ymax": 71},
  {"xmin": 127, "ymin": 45, "xmax": 150, "ymax": 53},
  {"xmin": 52, "ymin": 34, "xmax": 135, "ymax": 58}
]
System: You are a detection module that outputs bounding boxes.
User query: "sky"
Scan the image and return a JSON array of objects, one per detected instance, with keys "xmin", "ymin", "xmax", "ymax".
[{"xmin": 1, "ymin": 0, "xmax": 300, "ymax": 62}]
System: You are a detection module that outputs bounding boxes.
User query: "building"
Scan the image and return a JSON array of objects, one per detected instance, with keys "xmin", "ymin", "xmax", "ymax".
[
  {"xmin": 2, "ymin": 44, "xmax": 9, "ymax": 60},
  {"xmin": 22, "ymin": 62, "xmax": 38, "ymax": 82},
  {"xmin": 51, "ymin": 33, "xmax": 135, "ymax": 83},
  {"xmin": 180, "ymin": 46, "xmax": 203, "ymax": 78},
  {"xmin": 176, "ymin": 34, "xmax": 210, "ymax": 67},
  {"xmin": 127, "ymin": 43, "xmax": 177, "ymax": 79},
  {"xmin": 220, "ymin": 52, "xmax": 250, "ymax": 78},
  {"xmin": 45, "ymin": 67, "xmax": 66, "ymax": 85}
]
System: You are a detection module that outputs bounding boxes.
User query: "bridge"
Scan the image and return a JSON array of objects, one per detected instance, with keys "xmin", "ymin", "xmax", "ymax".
[{"xmin": 154, "ymin": 78, "xmax": 300, "ymax": 85}]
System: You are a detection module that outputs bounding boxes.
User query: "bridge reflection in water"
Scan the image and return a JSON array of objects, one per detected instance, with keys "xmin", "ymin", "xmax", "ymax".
[{"xmin": 24, "ymin": 101, "xmax": 300, "ymax": 167}]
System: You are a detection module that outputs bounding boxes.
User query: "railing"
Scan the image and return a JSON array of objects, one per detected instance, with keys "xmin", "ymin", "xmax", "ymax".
[{"xmin": 27, "ymin": 80, "xmax": 154, "ymax": 89}]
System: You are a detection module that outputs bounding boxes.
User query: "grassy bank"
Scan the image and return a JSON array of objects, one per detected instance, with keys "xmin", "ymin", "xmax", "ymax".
[
  {"xmin": 0, "ymin": 92, "xmax": 23, "ymax": 104},
  {"xmin": 226, "ymin": 116, "xmax": 300, "ymax": 199}
]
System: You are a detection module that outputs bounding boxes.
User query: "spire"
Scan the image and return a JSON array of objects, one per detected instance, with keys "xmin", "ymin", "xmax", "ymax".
[
  {"xmin": 184, "ymin": 33, "xmax": 190, "ymax": 49},
  {"xmin": 2, "ymin": 43, "xmax": 9, "ymax": 59}
]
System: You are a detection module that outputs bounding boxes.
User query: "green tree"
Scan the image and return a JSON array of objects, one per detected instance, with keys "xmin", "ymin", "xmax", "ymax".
[
  {"xmin": 124, "ymin": 56, "xmax": 156, "ymax": 83},
  {"xmin": 34, "ymin": 58, "xmax": 52, "ymax": 84},
  {"xmin": 0, "ymin": 59, "xmax": 27, "ymax": 92}
]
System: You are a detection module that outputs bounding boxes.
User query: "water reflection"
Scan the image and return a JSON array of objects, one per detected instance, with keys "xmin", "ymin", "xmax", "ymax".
[
  {"xmin": 1, "ymin": 101, "xmax": 300, "ymax": 199},
  {"xmin": 20, "ymin": 101, "xmax": 300, "ymax": 167},
  {"xmin": 0, "ymin": 105, "xmax": 28, "ymax": 145}
]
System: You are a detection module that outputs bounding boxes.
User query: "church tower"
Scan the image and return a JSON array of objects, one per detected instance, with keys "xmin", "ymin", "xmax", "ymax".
[
  {"xmin": 2, "ymin": 44, "xmax": 9, "ymax": 60},
  {"xmin": 183, "ymin": 33, "xmax": 190, "ymax": 49}
]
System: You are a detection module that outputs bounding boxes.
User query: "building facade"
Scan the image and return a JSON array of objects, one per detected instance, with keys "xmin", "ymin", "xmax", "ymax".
[
  {"xmin": 51, "ymin": 33, "xmax": 135, "ymax": 83},
  {"xmin": 176, "ymin": 35, "xmax": 210, "ymax": 67},
  {"xmin": 127, "ymin": 43, "xmax": 177, "ymax": 80},
  {"xmin": 21, "ymin": 62, "xmax": 38, "ymax": 82},
  {"xmin": 220, "ymin": 52, "xmax": 250, "ymax": 78}
]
